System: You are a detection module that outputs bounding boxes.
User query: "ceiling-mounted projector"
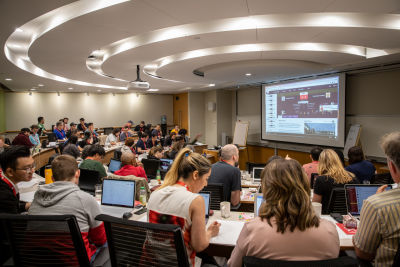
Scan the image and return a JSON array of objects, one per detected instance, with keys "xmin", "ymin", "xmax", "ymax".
[{"xmin": 127, "ymin": 65, "xmax": 150, "ymax": 89}]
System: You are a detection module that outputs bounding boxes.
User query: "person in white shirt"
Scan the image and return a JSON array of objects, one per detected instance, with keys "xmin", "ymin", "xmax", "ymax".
[{"xmin": 105, "ymin": 128, "xmax": 120, "ymax": 146}]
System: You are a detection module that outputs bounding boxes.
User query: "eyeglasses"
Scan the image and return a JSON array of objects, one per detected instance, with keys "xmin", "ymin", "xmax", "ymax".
[{"xmin": 16, "ymin": 164, "xmax": 36, "ymax": 173}]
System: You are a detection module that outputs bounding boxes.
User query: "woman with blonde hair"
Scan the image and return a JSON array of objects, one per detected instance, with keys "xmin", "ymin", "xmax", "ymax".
[
  {"xmin": 147, "ymin": 148, "xmax": 220, "ymax": 266},
  {"xmin": 228, "ymin": 158, "xmax": 339, "ymax": 267},
  {"xmin": 312, "ymin": 149, "xmax": 358, "ymax": 214}
]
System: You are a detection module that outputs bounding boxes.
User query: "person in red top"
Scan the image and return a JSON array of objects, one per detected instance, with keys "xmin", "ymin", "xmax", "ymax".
[
  {"xmin": 114, "ymin": 153, "xmax": 147, "ymax": 180},
  {"xmin": 12, "ymin": 128, "xmax": 33, "ymax": 148},
  {"xmin": 302, "ymin": 147, "xmax": 322, "ymax": 183}
]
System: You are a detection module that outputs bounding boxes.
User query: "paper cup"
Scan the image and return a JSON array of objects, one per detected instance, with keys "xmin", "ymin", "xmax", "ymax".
[{"xmin": 312, "ymin": 202, "xmax": 322, "ymax": 217}]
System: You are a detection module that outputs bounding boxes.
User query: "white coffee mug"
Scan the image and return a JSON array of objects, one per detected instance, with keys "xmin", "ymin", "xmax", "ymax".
[
  {"xmin": 312, "ymin": 202, "xmax": 322, "ymax": 217},
  {"xmin": 220, "ymin": 201, "xmax": 231, "ymax": 218}
]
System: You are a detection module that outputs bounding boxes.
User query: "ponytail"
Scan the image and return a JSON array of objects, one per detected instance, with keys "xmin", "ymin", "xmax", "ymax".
[{"xmin": 160, "ymin": 148, "xmax": 211, "ymax": 189}]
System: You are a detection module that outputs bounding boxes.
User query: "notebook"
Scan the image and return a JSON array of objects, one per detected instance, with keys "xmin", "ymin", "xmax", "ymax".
[
  {"xmin": 108, "ymin": 159, "xmax": 121, "ymax": 173},
  {"xmin": 252, "ymin": 167, "xmax": 263, "ymax": 183},
  {"xmin": 254, "ymin": 193, "xmax": 264, "ymax": 217},
  {"xmin": 160, "ymin": 158, "xmax": 173, "ymax": 171},
  {"xmin": 101, "ymin": 179, "xmax": 136, "ymax": 217},
  {"xmin": 345, "ymin": 184, "xmax": 392, "ymax": 217}
]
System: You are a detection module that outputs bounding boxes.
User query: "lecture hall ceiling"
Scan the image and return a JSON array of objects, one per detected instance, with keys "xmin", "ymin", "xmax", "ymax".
[{"xmin": 0, "ymin": 0, "xmax": 400, "ymax": 93}]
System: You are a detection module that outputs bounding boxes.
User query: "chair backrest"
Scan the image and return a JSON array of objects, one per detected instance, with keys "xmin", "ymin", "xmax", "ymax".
[
  {"xmin": 0, "ymin": 214, "xmax": 90, "ymax": 267},
  {"xmin": 243, "ymin": 256, "xmax": 358, "ymax": 267},
  {"xmin": 141, "ymin": 158, "xmax": 161, "ymax": 179},
  {"xmin": 78, "ymin": 168, "xmax": 101, "ymax": 194},
  {"xmin": 371, "ymin": 173, "xmax": 394, "ymax": 185},
  {"xmin": 393, "ymin": 237, "xmax": 400, "ymax": 267},
  {"xmin": 96, "ymin": 214, "xmax": 190, "ymax": 267},
  {"xmin": 200, "ymin": 183, "xmax": 224, "ymax": 210},
  {"xmin": 310, "ymin": 173, "xmax": 318, "ymax": 189},
  {"xmin": 103, "ymin": 127, "xmax": 114, "ymax": 136},
  {"xmin": 113, "ymin": 149, "xmax": 122, "ymax": 161},
  {"xmin": 327, "ymin": 187, "xmax": 347, "ymax": 215}
]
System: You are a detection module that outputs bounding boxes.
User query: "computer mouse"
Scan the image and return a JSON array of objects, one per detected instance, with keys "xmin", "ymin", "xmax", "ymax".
[{"xmin": 122, "ymin": 212, "xmax": 133, "ymax": 219}]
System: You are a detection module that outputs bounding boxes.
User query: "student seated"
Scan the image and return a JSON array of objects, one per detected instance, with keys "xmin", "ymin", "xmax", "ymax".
[
  {"xmin": 135, "ymin": 133, "xmax": 149, "ymax": 154},
  {"xmin": 105, "ymin": 128, "xmax": 120, "ymax": 146},
  {"xmin": 119, "ymin": 127, "xmax": 132, "ymax": 142},
  {"xmin": 37, "ymin": 116, "xmax": 47, "ymax": 136},
  {"xmin": 345, "ymin": 146, "xmax": 376, "ymax": 183},
  {"xmin": 28, "ymin": 155, "xmax": 109, "ymax": 266},
  {"xmin": 121, "ymin": 138, "xmax": 136, "ymax": 155},
  {"xmin": 302, "ymin": 146, "xmax": 322, "ymax": 182},
  {"xmin": 170, "ymin": 125, "xmax": 180, "ymax": 135},
  {"xmin": 114, "ymin": 153, "xmax": 147, "ymax": 180},
  {"xmin": 165, "ymin": 139, "xmax": 185, "ymax": 160},
  {"xmin": 62, "ymin": 136, "xmax": 81, "ymax": 159},
  {"xmin": 228, "ymin": 159, "xmax": 339, "ymax": 267},
  {"xmin": 353, "ymin": 132, "xmax": 400, "ymax": 266},
  {"xmin": 85, "ymin": 123, "xmax": 98, "ymax": 143},
  {"xmin": 147, "ymin": 148, "xmax": 220, "ymax": 266},
  {"xmin": 12, "ymin": 128, "xmax": 34, "ymax": 148},
  {"xmin": 62, "ymin": 117, "xmax": 69, "ymax": 132},
  {"xmin": 79, "ymin": 144, "xmax": 107, "ymax": 179},
  {"xmin": 164, "ymin": 132, "xmax": 176, "ymax": 147},
  {"xmin": 146, "ymin": 133, "xmax": 159, "ymax": 149},
  {"xmin": 78, "ymin": 117, "xmax": 88, "ymax": 132},
  {"xmin": 312, "ymin": 149, "xmax": 358, "ymax": 214},
  {"xmin": 53, "ymin": 121, "xmax": 67, "ymax": 141},
  {"xmin": 151, "ymin": 124, "xmax": 162, "ymax": 139},
  {"xmin": 0, "ymin": 135, "xmax": 10, "ymax": 153},
  {"xmin": 66, "ymin": 122, "xmax": 77, "ymax": 139},
  {"xmin": 208, "ymin": 144, "xmax": 241, "ymax": 207},
  {"xmin": 78, "ymin": 131, "xmax": 93, "ymax": 150},
  {"xmin": 148, "ymin": 146, "xmax": 164, "ymax": 160}
]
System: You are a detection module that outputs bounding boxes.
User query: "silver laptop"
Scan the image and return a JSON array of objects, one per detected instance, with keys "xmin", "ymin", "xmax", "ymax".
[
  {"xmin": 252, "ymin": 167, "xmax": 263, "ymax": 183},
  {"xmin": 254, "ymin": 193, "xmax": 264, "ymax": 217},
  {"xmin": 101, "ymin": 179, "xmax": 136, "ymax": 218}
]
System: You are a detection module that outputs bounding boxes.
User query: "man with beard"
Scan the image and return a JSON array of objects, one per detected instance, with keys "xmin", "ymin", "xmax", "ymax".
[{"xmin": 208, "ymin": 144, "xmax": 241, "ymax": 207}]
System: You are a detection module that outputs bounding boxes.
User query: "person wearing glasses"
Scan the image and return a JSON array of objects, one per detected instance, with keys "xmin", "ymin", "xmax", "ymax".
[{"xmin": 78, "ymin": 144, "xmax": 107, "ymax": 179}]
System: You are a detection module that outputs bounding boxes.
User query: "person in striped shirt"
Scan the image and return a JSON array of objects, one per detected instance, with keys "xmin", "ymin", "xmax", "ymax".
[{"xmin": 353, "ymin": 132, "xmax": 400, "ymax": 266}]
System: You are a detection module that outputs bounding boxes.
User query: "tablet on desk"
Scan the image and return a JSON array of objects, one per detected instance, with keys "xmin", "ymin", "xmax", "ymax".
[
  {"xmin": 199, "ymin": 191, "xmax": 211, "ymax": 219},
  {"xmin": 254, "ymin": 193, "xmax": 264, "ymax": 217}
]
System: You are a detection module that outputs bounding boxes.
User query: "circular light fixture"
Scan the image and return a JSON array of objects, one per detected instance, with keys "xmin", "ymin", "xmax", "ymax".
[
  {"xmin": 68, "ymin": 87, "xmax": 73, "ymax": 90},
  {"xmin": 97, "ymin": 89, "xmax": 102, "ymax": 92},
  {"xmin": 38, "ymin": 84, "xmax": 44, "ymax": 87},
  {"xmin": 245, "ymin": 73, "xmax": 252, "ymax": 76},
  {"xmin": 5, "ymin": 78, "xmax": 12, "ymax": 81},
  {"xmin": 209, "ymin": 84, "xmax": 216, "ymax": 87}
]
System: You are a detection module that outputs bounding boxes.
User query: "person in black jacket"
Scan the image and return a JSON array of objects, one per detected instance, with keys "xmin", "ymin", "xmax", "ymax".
[{"xmin": 0, "ymin": 146, "xmax": 34, "ymax": 263}]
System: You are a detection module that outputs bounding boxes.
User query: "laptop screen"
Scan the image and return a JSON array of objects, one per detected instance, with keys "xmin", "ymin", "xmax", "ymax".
[
  {"xmin": 254, "ymin": 194, "xmax": 264, "ymax": 217},
  {"xmin": 108, "ymin": 159, "xmax": 121, "ymax": 173},
  {"xmin": 252, "ymin": 167, "xmax": 263, "ymax": 182},
  {"xmin": 160, "ymin": 159, "xmax": 173, "ymax": 171},
  {"xmin": 345, "ymin": 184, "xmax": 391, "ymax": 216},
  {"xmin": 101, "ymin": 179, "xmax": 136, "ymax": 208},
  {"xmin": 199, "ymin": 192, "xmax": 211, "ymax": 217}
]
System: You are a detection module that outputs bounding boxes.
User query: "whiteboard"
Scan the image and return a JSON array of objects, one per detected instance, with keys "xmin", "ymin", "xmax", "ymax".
[
  {"xmin": 232, "ymin": 121, "xmax": 249, "ymax": 147},
  {"xmin": 344, "ymin": 124, "xmax": 362, "ymax": 159}
]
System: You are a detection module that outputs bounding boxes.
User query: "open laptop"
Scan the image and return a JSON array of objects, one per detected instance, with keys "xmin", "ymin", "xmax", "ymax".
[
  {"xmin": 345, "ymin": 184, "xmax": 392, "ymax": 218},
  {"xmin": 108, "ymin": 159, "xmax": 121, "ymax": 173},
  {"xmin": 254, "ymin": 193, "xmax": 264, "ymax": 217},
  {"xmin": 101, "ymin": 179, "xmax": 136, "ymax": 217},
  {"xmin": 252, "ymin": 167, "xmax": 263, "ymax": 183},
  {"xmin": 160, "ymin": 159, "xmax": 173, "ymax": 171},
  {"xmin": 199, "ymin": 191, "xmax": 211, "ymax": 222}
]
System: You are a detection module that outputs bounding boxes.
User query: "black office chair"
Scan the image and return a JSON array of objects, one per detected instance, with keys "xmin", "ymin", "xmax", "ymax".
[
  {"xmin": 326, "ymin": 187, "xmax": 347, "ymax": 215},
  {"xmin": 200, "ymin": 183, "xmax": 225, "ymax": 210},
  {"xmin": 243, "ymin": 256, "xmax": 358, "ymax": 267},
  {"xmin": 103, "ymin": 127, "xmax": 114, "ymax": 136},
  {"xmin": 47, "ymin": 133, "xmax": 57, "ymax": 143},
  {"xmin": 4, "ymin": 137, "xmax": 11, "ymax": 146},
  {"xmin": 0, "ymin": 214, "xmax": 90, "ymax": 267},
  {"xmin": 392, "ymin": 238, "xmax": 400, "ymax": 267},
  {"xmin": 142, "ymin": 158, "xmax": 161, "ymax": 179},
  {"xmin": 113, "ymin": 149, "xmax": 122, "ymax": 161},
  {"xmin": 96, "ymin": 214, "xmax": 190, "ymax": 267},
  {"xmin": 78, "ymin": 168, "xmax": 101, "ymax": 194},
  {"xmin": 371, "ymin": 173, "xmax": 393, "ymax": 185}
]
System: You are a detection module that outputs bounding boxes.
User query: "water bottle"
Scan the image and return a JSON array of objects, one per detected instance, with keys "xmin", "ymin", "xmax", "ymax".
[
  {"xmin": 156, "ymin": 169, "xmax": 161, "ymax": 185},
  {"xmin": 139, "ymin": 186, "xmax": 147, "ymax": 205}
]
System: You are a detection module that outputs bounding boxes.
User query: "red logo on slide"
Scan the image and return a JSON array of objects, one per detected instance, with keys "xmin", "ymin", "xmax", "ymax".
[{"xmin": 300, "ymin": 92, "xmax": 308, "ymax": 100}]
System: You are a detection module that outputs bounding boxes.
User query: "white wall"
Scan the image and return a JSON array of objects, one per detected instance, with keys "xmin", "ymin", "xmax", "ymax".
[
  {"xmin": 5, "ymin": 92, "xmax": 173, "ymax": 130},
  {"xmin": 188, "ymin": 92, "xmax": 205, "ymax": 143},
  {"xmin": 217, "ymin": 90, "xmax": 234, "ymax": 145},
  {"xmin": 204, "ymin": 91, "xmax": 217, "ymax": 146},
  {"xmin": 236, "ymin": 87, "xmax": 261, "ymax": 142}
]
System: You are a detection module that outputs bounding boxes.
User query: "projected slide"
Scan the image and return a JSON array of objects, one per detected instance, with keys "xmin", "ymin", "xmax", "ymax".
[{"xmin": 262, "ymin": 75, "xmax": 345, "ymax": 147}]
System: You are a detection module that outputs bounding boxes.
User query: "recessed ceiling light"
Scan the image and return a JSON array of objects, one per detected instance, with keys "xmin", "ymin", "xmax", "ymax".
[
  {"xmin": 68, "ymin": 87, "xmax": 73, "ymax": 90},
  {"xmin": 15, "ymin": 28, "xmax": 23, "ymax": 32},
  {"xmin": 245, "ymin": 73, "xmax": 252, "ymax": 76},
  {"xmin": 5, "ymin": 78, "xmax": 12, "ymax": 81},
  {"xmin": 38, "ymin": 84, "xmax": 44, "ymax": 87},
  {"xmin": 147, "ymin": 89, "xmax": 159, "ymax": 92},
  {"xmin": 209, "ymin": 84, "xmax": 215, "ymax": 87},
  {"xmin": 30, "ymin": 88, "xmax": 36, "ymax": 91},
  {"xmin": 97, "ymin": 89, "xmax": 102, "ymax": 92}
]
